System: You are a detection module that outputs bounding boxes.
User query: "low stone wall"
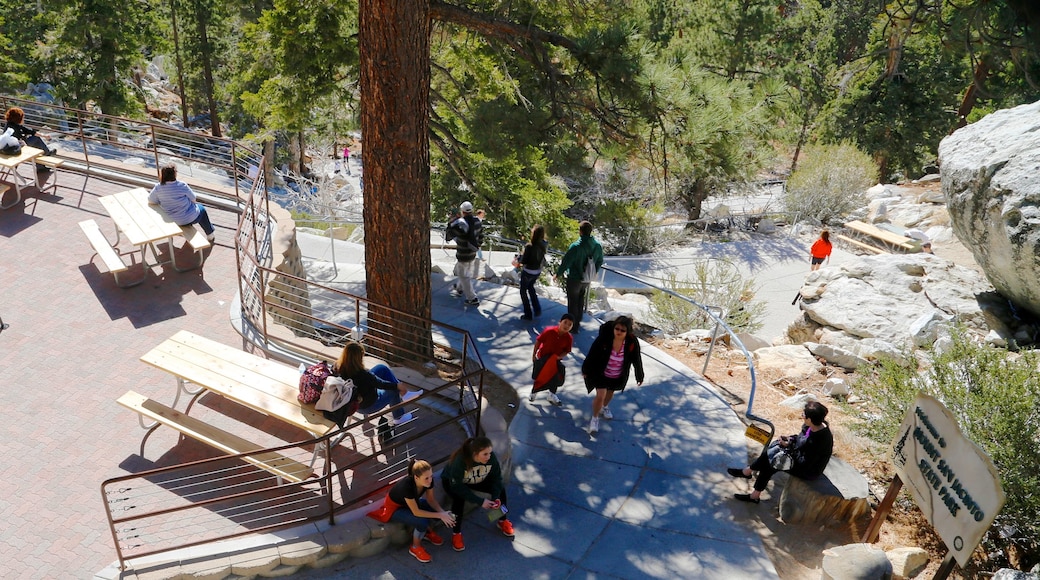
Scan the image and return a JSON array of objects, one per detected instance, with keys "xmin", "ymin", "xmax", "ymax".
[{"xmin": 779, "ymin": 457, "xmax": 872, "ymax": 528}]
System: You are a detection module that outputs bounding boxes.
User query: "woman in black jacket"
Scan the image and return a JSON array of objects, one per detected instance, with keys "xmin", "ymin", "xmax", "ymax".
[
  {"xmin": 327, "ymin": 341, "xmax": 412, "ymax": 431},
  {"xmin": 4, "ymin": 107, "xmax": 56, "ymax": 158},
  {"xmin": 727, "ymin": 401, "xmax": 834, "ymax": 503},
  {"xmin": 581, "ymin": 316, "xmax": 644, "ymax": 435},
  {"xmin": 515, "ymin": 224, "xmax": 547, "ymax": 321}
]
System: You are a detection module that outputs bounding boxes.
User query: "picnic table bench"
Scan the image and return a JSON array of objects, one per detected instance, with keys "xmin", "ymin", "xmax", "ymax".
[
  {"xmin": 117, "ymin": 390, "xmax": 313, "ymax": 484},
  {"xmin": 80, "ymin": 188, "xmax": 212, "ymax": 286},
  {"xmin": 120, "ymin": 330, "xmax": 344, "ymax": 483},
  {"xmin": 835, "ymin": 234, "xmax": 888, "ymax": 255},
  {"xmin": 843, "ymin": 220, "xmax": 918, "ymax": 252}
]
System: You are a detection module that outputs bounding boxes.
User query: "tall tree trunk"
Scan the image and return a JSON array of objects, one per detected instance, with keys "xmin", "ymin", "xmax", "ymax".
[
  {"xmin": 170, "ymin": 0, "xmax": 189, "ymax": 127},
  {"xmin": 955, "ymin": 59, "xmax": 990, "ymax": 131},
  {"xmin": 193, "ymin": 0, "xmax": 222, "ymax": 137},
  {"xmin": 359, "ymin": 0, "xmax": 433, "ymax": 360}
]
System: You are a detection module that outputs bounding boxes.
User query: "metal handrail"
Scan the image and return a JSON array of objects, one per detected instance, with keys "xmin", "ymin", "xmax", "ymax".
[
  {"xmin": 593, "ymin": 264, "xmax": 773, "ymax": 440},
  {"xmin": 101, "ymin": 372, "xmax": 482, "ymax": 570}
]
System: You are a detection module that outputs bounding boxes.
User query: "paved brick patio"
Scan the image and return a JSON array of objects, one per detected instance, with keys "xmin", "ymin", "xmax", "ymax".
[{"xmin": 0, "ymin": 170, "xmax": 246, "ymax": 578}]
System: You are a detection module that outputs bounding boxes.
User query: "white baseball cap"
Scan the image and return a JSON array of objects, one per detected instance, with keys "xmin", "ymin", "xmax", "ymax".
[{"xmin": 459, "ymin": 201, "xmax": 474, "ymax": 213}]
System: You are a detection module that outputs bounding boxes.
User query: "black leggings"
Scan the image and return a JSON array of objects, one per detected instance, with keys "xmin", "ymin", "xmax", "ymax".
[
  {"xmin": 749, "ymin": 445, "xmax": 788, "ymax": 492},
  {"xmin": 444, "ymin": 479, "xmax": 508, "ymax": 533}
]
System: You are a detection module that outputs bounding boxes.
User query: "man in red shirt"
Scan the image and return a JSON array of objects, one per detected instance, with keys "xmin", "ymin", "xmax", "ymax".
[{"xmin": 529, "ymin": 314, "xmax": 575, "ymax": 406}]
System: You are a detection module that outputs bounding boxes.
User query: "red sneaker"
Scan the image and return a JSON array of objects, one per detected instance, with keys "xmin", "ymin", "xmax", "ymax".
[
  {"xmin": 452, "ymin": 533, "xmax": 465, "ymax": 552},
  {"xmin": 409, "ymin": 544, "xmax": 432, "ymax": 563},
  {"xmin": 423, "ymin": 528, "xmax": 444, "ymax": 546},
  {"xmin": 497, "ymin": 519, "xmax": 515, "ymax": 537}
]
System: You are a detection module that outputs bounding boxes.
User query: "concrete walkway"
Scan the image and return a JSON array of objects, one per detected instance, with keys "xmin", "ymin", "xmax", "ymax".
[{"xmin": 285, "ymin": 234, "xmax": 780, "ymax": 579}]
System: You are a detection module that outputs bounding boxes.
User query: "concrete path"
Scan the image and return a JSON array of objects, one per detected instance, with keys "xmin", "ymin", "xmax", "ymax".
[{"xmin": 287, "ymin": 234, "xmax": 780, "ymax": 579}]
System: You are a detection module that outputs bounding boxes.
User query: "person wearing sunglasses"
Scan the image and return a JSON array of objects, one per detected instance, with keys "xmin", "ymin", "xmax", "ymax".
[
  {"xmin": 580, "ymin": 316, "xmax": 644, "ymax": 434},
  {"xmin": 727, "ymin": 401, "xmax": 833, "ymax": 504}
]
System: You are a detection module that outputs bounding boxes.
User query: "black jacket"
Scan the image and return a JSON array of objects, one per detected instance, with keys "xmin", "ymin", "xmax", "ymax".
[
  {"xmin": 788, "ymin": 424, "xmax": 833, "ymax": 480},
  {"xmin": 446, "ymin": 214, "xmax": 483, "ymax": 262},
  {"xmin": 519, "ymin": 240, "xmax": 547, "ymax": 272},
  {"xmin": 581, "ymin": 321, "xmax": 644, "ymax": 387},
  {"xmin": 321, "ymin": 367, "xmax": 392, "ymax": 427},
  {"xmin": 3, "ymin": 121, "xmax": 36, "ymax": 141}
]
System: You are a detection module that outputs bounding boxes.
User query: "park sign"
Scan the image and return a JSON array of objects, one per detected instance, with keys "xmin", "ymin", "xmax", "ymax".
[{"xmin": 891, "ymin": 393, "xmax": 1005, "ymax": 567}]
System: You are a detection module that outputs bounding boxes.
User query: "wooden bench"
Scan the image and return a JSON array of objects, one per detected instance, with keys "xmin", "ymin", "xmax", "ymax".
[
  {"xmin": 844, "ymin": 220, "xmax": 918, "ymax": 252},
  {"xmin": 180, "ymin": 225, "xmax": 212, "ymax": 251},
  {"xmin": 835, "ymin": 234, "xmax": 888, "ymax": 255},
  {"xmin": 118, "ymin": 390, "xmax": 313, "ymax": 484},
  {"xmin": 34, "ymin": 156, "xmax": 64, "ymax": 194},
  {"xmin": 36, "ymin": 155, "xmax": 64, "ymax": 169},
  {"xmin": 78, "ymin": 219, "xmax": 142, "ymax": 288}
]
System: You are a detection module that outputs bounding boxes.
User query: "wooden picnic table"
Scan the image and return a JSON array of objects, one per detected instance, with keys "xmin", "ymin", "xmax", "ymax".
[
  {"xmin": 139, "ymin": 330, "xmax": 336, "ymax": 437},
  {"xmin": 117, "ymin": 330, "xmax": 342, "ymax": 482},
  {"xmin": 0, "ymin": 146, "xmax": 43, "ymax": 209},
  {"xmin": 844, "ymin": 220, "xmax": 918, "ymax": 252},
  {"xmin": 98, "ymin": 187, "xmax": 210, "ymax": 273}
]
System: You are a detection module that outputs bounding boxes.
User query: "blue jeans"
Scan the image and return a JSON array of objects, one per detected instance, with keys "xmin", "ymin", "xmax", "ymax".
[
  {"xmin": 187, "ymin": 204, "xmax": 215, "ymax": 235},
  {"xmin": 389, "ymin": 497, "xmax": 432, "ymax": 533},
  {"xmin": 359, "ymin": 364, "xmax": 405, "ymax": 420},
  {"xmin": 519, "ymin": 271, "xmax": 541, "ymax": 318}
]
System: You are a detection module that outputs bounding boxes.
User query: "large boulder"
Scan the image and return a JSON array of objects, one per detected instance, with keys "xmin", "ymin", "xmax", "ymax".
[
  {"xmin": 794, "ymin": 254, "xmax": 993, "ymax": 346},
  {"xmin": 940, "ymin": 101, "xmax": 1040, "ymax": 319}
]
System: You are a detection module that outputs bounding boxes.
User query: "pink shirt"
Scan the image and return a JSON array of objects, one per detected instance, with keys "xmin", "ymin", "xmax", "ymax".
[{"xmin": 604, "ymin": 347, "xmax": 624, "ymax": 379}]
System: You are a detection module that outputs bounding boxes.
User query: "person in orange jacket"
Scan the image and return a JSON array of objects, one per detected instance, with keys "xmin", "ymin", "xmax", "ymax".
[{"xmin": 810, "ymin": 230, "xmax": 832, "ymax": 271}]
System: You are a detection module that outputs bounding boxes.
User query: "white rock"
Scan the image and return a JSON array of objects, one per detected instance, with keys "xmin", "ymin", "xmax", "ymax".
[
  {"xmin": 821, "ymin": 543, "xmax": 893, "ymax": 580},
  {"xmin": 822, "ymin": 378, "xmax": 849, "ymax": 398},
  {"xmin": 780, "ymin": 391, "xmax": 818, "ymax": 409},
  {"xmin": 886, "ymin": 546, "xmax": 929, "ymax": 579},
  {"xmin": 805, "ymin": 341, "xmax": 870, "ymax": 370},
  {"xmin": 735, "ymin": 332, "xmax": 770, "ymax": 352},
  {"xmin": 941, "ymin": 100, "xmax": 1040, "ymax": 320},
  {"xmin": 753, "ymin": 345, "xmax": 822, "ymax": 381},
  {"xmin": 799, "ymin": 254, "xmax": 994, "ymax": 346},
  {"xmin": 985, "ymin": 329, "xmax": 1007, "ymax": 347},
  {"xmin": 908, "ymin": 310, "xmax": 946, "ymax": 347}
]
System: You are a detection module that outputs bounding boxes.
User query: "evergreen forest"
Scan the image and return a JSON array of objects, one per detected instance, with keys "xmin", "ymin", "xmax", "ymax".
[{"xmin": 2, "ymin": 0, "xmax": 1039, "ymax": 243}]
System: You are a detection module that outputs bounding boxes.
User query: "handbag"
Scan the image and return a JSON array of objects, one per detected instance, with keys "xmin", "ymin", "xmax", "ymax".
[
  {"xmin": 315, "ymin": 376, "xmax": 355, "ymax": 412},
  {"xmin": 367, "ymin": 493, "xmax": 402, "ymax": 523},
  {"xmin": 767, "ymin": 441, "xmax": 795, "ymax": 471},
  {"xmin": 298, "ymin": 361, "xmax": 332, "ymax": 404}
]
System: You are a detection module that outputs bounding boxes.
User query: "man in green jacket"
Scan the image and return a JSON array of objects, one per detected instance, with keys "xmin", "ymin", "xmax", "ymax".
[{"xmin": 554, "ymin": 220, "xmax": 604, "ymax": 333}]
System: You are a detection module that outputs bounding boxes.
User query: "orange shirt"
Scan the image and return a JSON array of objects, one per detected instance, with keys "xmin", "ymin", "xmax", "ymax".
[{"xmin": 810, "ymin": 239, "xmax": 832, "ymax": 259}]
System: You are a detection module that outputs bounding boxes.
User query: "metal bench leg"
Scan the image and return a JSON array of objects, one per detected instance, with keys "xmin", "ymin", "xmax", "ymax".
[{"xmin": 167, "ymin": 237, "xmax": 205, "ymax": 272}]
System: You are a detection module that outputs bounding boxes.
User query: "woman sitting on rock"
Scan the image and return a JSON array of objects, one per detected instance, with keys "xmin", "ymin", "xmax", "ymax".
[{"xmin": 727, "ymin": 401, "xmax": 833, "ymax": 504}]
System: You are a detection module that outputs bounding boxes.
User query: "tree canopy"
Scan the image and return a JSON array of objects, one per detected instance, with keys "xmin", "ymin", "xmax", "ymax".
[{"xmin": 3, "ymin": 0, "xmax": 1040, "ymax": 320}]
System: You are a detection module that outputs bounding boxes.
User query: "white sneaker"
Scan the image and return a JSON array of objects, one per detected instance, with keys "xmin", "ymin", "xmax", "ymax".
[
  {"xmin": 600, "ymin": 407, "xmax": 613, "ymax": 420},
  {"xmin": 547, "ymin": 392, "xmax": 562, "ymax": 406},
  {"xmin": 390, "ymin": 413, "xmax": 413, "ymax": 426},
  {"xmin": 588, "ymin": 417, "xmax": 599, "ymax": 434},
  {"xmin": 402, "ymin": 390, "xmax": 421, "ymax": 402},
  {"xmin": 206, "ymin": 232, "xmax": 216, "ymax": 242},
  {"xmin": 528, "ymin": 392, "xmax": 536, "ymax": 402}
]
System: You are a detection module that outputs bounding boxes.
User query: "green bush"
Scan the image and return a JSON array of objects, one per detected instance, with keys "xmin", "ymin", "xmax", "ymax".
[
  {"xmin": 647, "ymin": 263, "xmax": 767, "ymax": 335},
  {"xmin": 784, "ymin": 142, "xmax": 876, "ymax": 223},
  {"xmin": 854, "ymin": 329, "xmax": 1040, "ymax": 563}
]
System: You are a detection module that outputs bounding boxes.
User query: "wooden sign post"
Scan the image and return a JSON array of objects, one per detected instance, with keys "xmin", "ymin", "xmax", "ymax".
[{"xmin": 862, "ymin": 394, "xmax": 1005, "ymax": 580}]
